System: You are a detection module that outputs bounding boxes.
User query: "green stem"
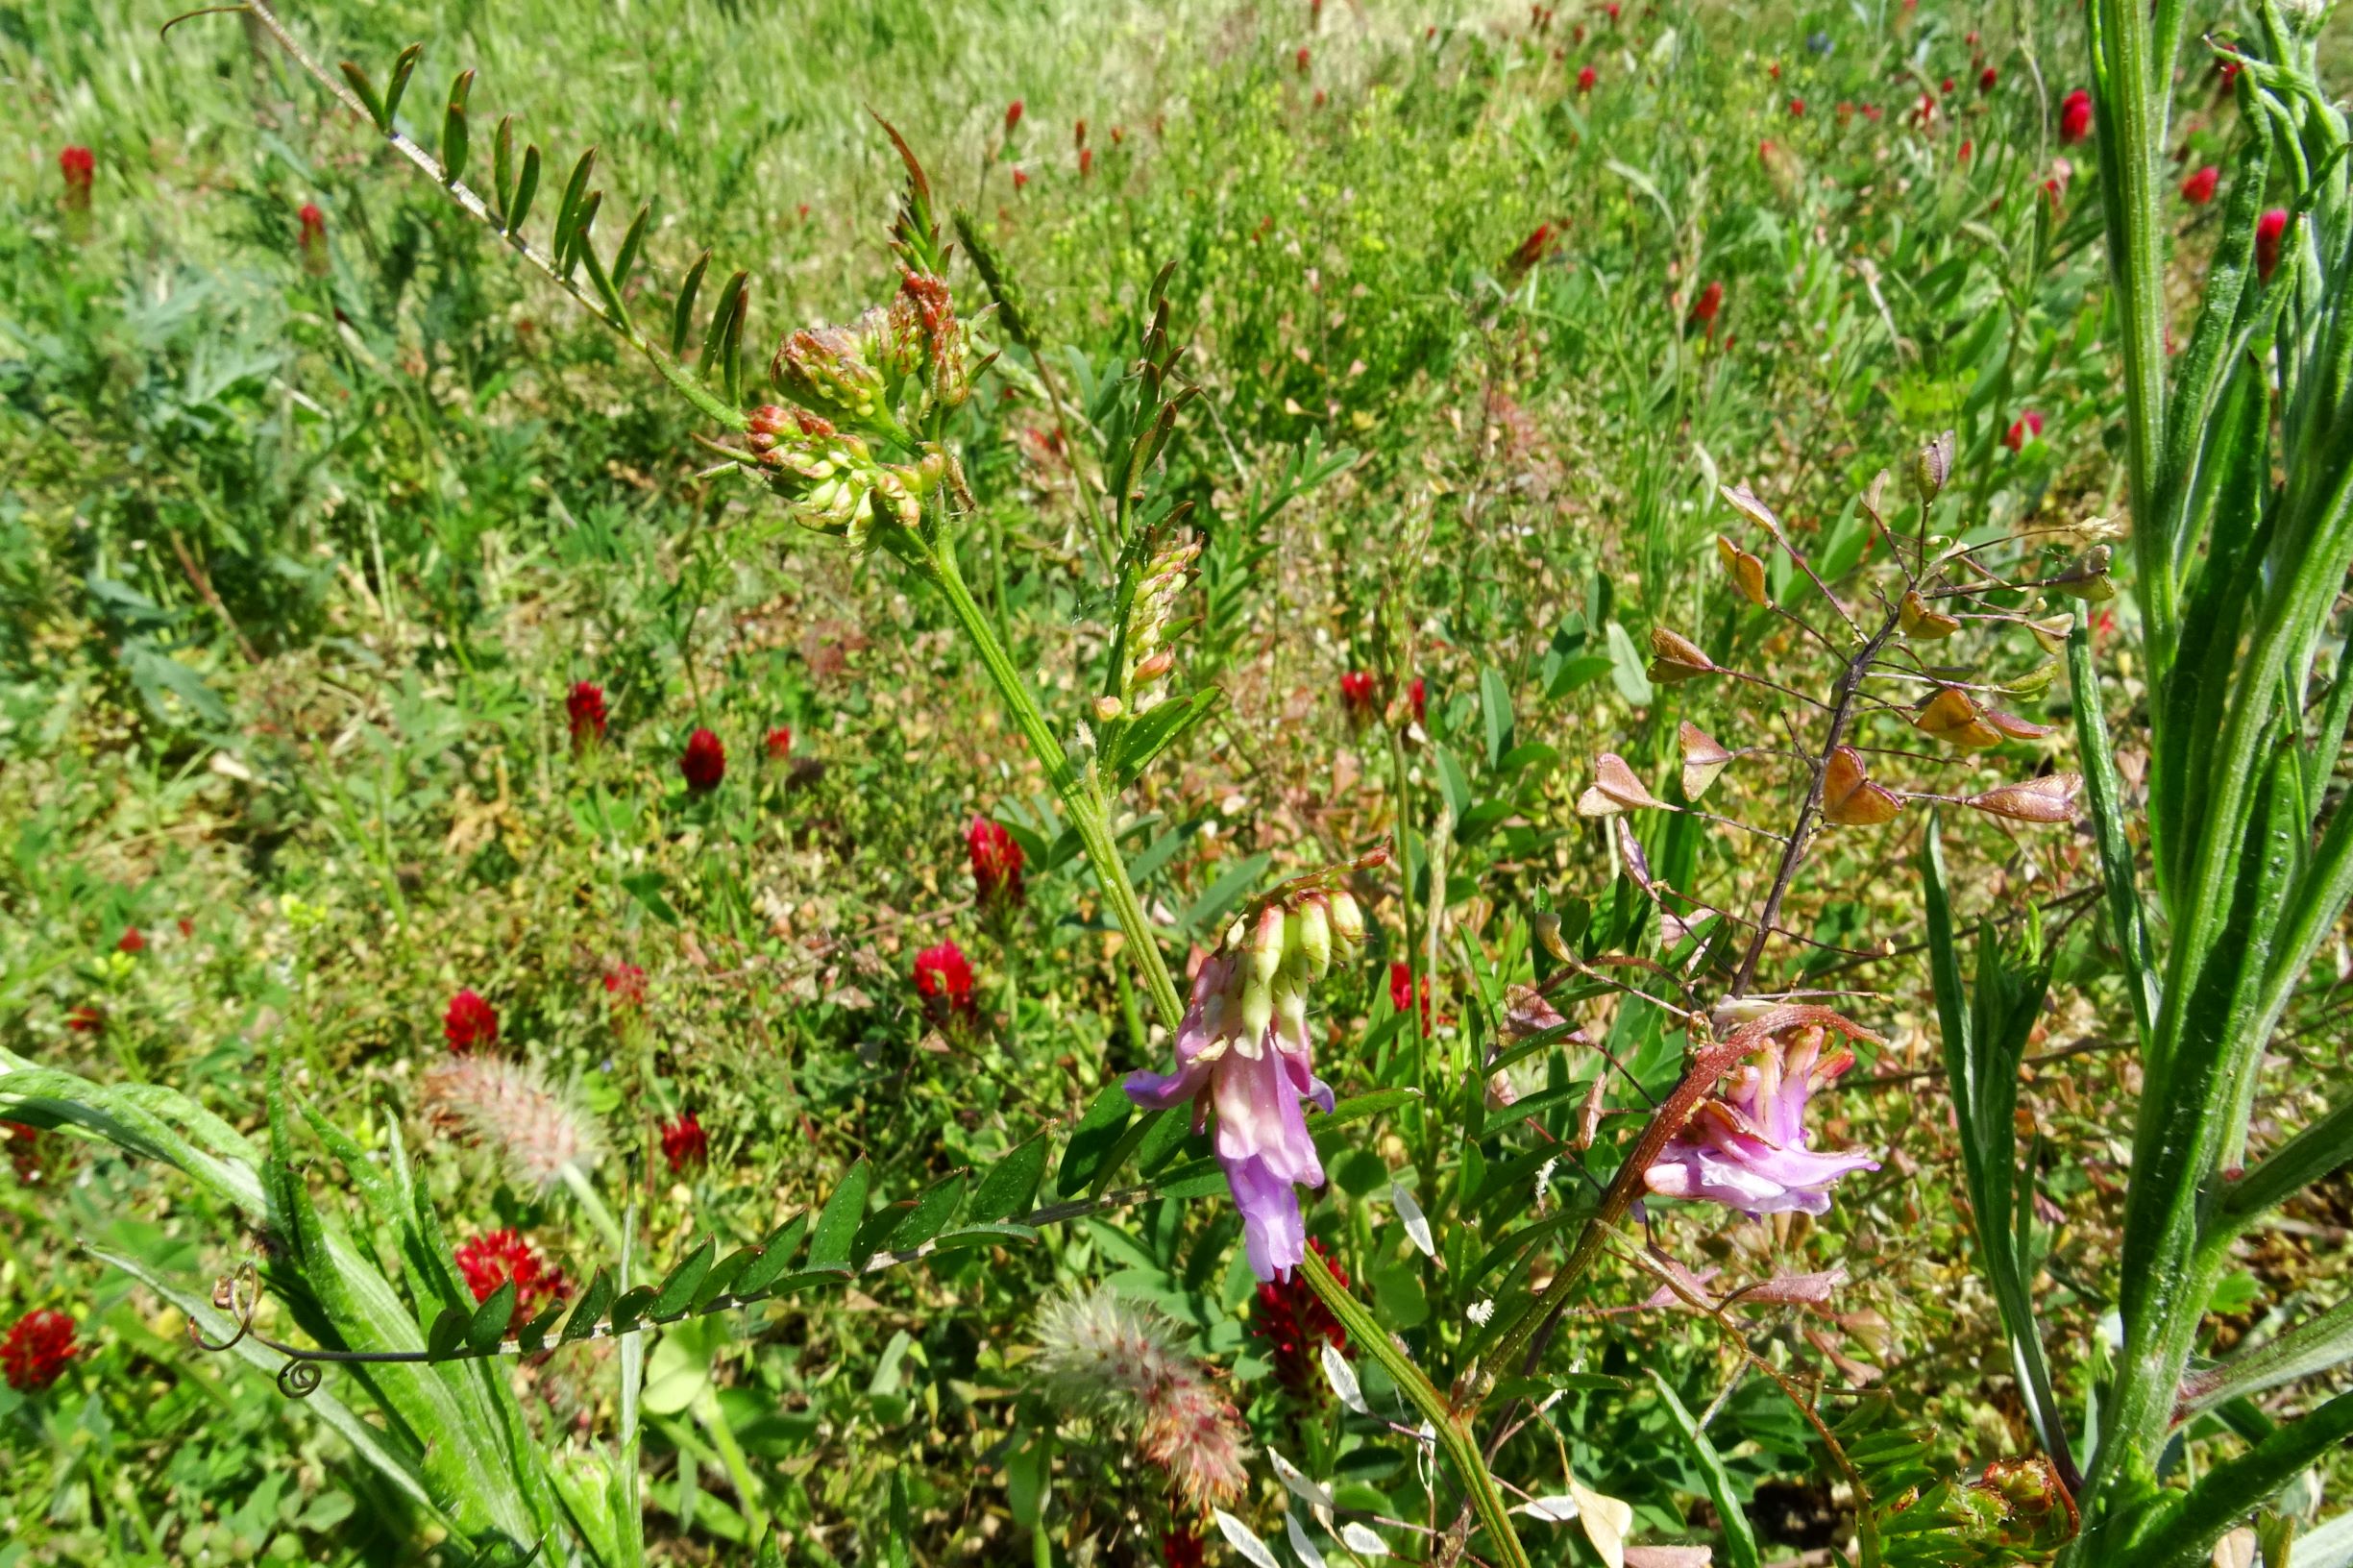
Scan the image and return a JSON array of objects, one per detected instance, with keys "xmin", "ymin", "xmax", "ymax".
[
  {"xmin": 561, "ymin": 1164, "xmax": 628, "ymax": 1253},
  {"xmin": 695, "ymin": 1384, "xmax": 774, "ymax": 1545},
  {"xmin": 2118, "ymin": 1391, "xmax": 2353, "ymax": 1568},
  {"xmin": 1296, "ymin": 1249, "xmax": 1530, "ymax": 1568},
  {"xmin": 912, "ymin": 531, "xmax": 1185, "ymax": 1034}
]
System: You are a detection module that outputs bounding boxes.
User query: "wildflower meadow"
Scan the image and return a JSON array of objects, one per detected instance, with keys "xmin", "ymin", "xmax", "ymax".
[{"xmin": 3, "ymin": 0, "xmax": 2351, "ymax": 1564}]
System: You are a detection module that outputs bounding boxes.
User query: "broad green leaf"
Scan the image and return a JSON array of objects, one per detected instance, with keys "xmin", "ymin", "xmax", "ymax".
[
  {"xmin": 730, "ymin": 1214, "xmax": 810, "ymax": 1299},
  {"xmin": 1605, "ymin": 621, "xmax": 1654, "ymax": 706},
  {"xmin": 561, "ymin": 1268, "xmax": 616, "ymax": 1344},
  {"xmin": 650, "ymin": 1237, "xmax": 715, "ymax": 1318},
  {"xmin": 805, "ymin": 1158, "xmax": 872, "ymax": 1270},
  {"xmin": 1480, "ymin": 667, "xmax": 1515, "ymax": 769},
  {"xmin": 969, "ymin": 1134, "xmax": 1049, "ymax": 1223},
  {"xmin": 1055, "ymin": 1084, "xmax": 1134, "ymax": 1198},
  {"xmin": 468, "ymin": 1282, "xmax": 516, "ymax": 1353}
]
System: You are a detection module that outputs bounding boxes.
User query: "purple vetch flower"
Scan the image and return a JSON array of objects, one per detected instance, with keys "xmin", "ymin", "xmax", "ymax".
[
  {"xmin": 1643, "ymin": 1021, "xmax": 1878, "ymax": 1216},
  {"xmin": 1124, "ymin": 889, "xmax": 1366, "ymax": 1281}
]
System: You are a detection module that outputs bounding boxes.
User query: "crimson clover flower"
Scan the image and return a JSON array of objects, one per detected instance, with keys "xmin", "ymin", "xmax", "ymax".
[
  {"xmin": 453, "ymin": 1229, "xmax": 567, "ymax": 1332},
  {"xmin": 661, "ymin": 1111, "xmax": 709, "ymax": 1173},
  {"xmin": 1690, "ymin": 280, "xmax": 1724, "ymax": 329},
  {"xmin": 2256, "ymin": 208, "xmax": 2289, "ymax": 282},
  {"xmin": 1642, "ymin": 1019, "xmax": 1879, "ymax": 1216},
  {"xmin": 1389, "ymin": 961, "xmax": 1434, "ymax": 1036},
  {"xmin": 566, "ymin": 682, "xmax": 607, "ymax": 747},
  {"xmin": 1125, "ymin": 889, "xmax": 1367, "ymax": 1281},
  {"xmin": 913, "ymin": 941, "xmax": 977, "ymax": 1027},
  {"xmin": 680, "ymin": 727, "xmax": 726, "ymax": 792},
  {"xmin": 1979, "ymin": 65, "xmax": 1998, "ymax": 92},
  {"xmin": 1577, "ymin": 64, "xmax": 1597, "ymax": 92},
  {"xmin": 116, "ymin": 926, "xmax": 144, "ymax": 954},
  {"xmin": 2059, "ymin": 87, "xmax": 2093, "ymax": 143},
  {"xmin": 2180, "ymin": 165, "xmax": 2218, "ymax": 206},
  {"xmin": 603, "ymin": 963, "xmax": 647, "ymax": 1009},
  {"xmin": 59, "ymin": 146, "xmax": 93, "ymax": 210},
  {"xmin": 764, "ymin": 725, "xmax": 794, "ymax": 762},
  {"xmin": 5, "ymin": 1122, "xmax": 53, "ymax": 1184},
  {"xmin": 443, "ymin": 989, "xmax": 500, "ymax": 1053},
  {"xmin": 298, "ymin": 203, "xmax": 329, "ymax": 276},
  {"xmin": 1252, "ymin": 1237, "xmax": 1351, "ymax": 1396},
  {"xmin": 2005, "ymin": 410, "xmax": 2044, "ymax": 452},
  {"xmin": 3, "ymin": 1309, "xmax": 77, "ymax": 1392},
  {"xmin": 1337, "ymin": 670, "xmax": 1376, "ymax": 721},
  {"xmin": 968, "ymin": 816, "xmax": 1026, "ymax": 910}
]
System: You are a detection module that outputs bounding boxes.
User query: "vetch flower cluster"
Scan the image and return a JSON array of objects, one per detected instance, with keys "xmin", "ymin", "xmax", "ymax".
[
  {"xmin": 1124, "ymin": 882, "xmax": 1368, "ymax": 1280},
  {"xmin": 1031, "ymin": 1286, "xmax": 1250, "ymax": 1511},
  {"xmin": 1643, "ymin": 1015, "xmax": 1881, "ymax": 1216}
]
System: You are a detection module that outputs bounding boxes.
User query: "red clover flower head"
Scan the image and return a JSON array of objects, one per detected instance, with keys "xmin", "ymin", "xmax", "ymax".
[
  {"xmin": 2059, "ymin": 87, "xmax": 2093, "ymax": 143},
  {"xmin": 967, "ymin": 817, "xmax": 1026, "ymax": 909},
  {"xmin": 442, "ymin": 989, "xmax": 500, "ymax": 1053},
  {"xmin": 567, "ymin": 682, "xmax": 608, "ymax": 747},
  {"xmin": 1251, "ymin": 1237, "xmax": 1351, "ymax": 1396},
  {"xmin": 2180, "ymin": 165, "xmax": 2218, "ymax": 205},
  {"xmin": 603, "ymin": 963, "xmax": 647, "ymax": 1008},
  {"xmin": 913, "ymin": 941, "xmax": 977, "ymax": 1026},
  {"xmin": 298, "ymin": 203, "xmax": 329, "ymax": 275},
  {"xmin": 2005, "ymin": 410, "xmax": 2044, "ymax": 452},
  {"xmin": 453, "ymin": 1230, "xmax": 568, "ymax": 1333},
  {"xmin": 764, "ymin": 725, "xmax": 794, "ymax": 762},
  {"xmin": 661, "ymin": 1111, "xmax": 709, "ymax": 1172},
  {"xmin": 2256, "ymin": 208, "xmax": 2289, "ymax": 282},
  {"xmin": 1005, "ymin": 99, "xmax": 1024, "ymax": 135},
  {"xmin": 1577, "ymin": 64, "xmax": 1597, "ymax": 92},
  {"xmin": 4, "ymin": 1309, "xmax": 78, "ymax": 1392},
  {"xmin": 5, "ymin": 1122, "xmax": 53, "ymax": 1184},
  {"xmin": 1979, "ymin": 65, "xmax": 1998, "ymax": 93},
  {"xmin": 59, "ymin": 146, "xmax": 93, "ymax": 209},
  {"xmin": 1690, "ymin": 280, "xmax": 1724, "ymax": 327},
  {"xmin": 116, "ymin": 926, "xmax": 144, "ymax": 954},
  {"xmin": 1337, "ymin": 670, "xmax": 1376, "ymax": 720},
  {"xmin": 680, "ymin": 727, "xmax": 726, "ymax": 793}
]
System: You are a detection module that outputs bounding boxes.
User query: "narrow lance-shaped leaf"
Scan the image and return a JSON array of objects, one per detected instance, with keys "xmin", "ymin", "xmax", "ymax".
[
  {"xmin": 805, "ymin": 1157, "xmax": 872, "ymax": 1272},
  {"xmin": 562, "ymin": 189, "xmax": 602, "ymax": 282},
  {"xmin": 440, "ymin": 69, "xmax": 474, "ymax": 186},
  {"xmin": 701, "ymin": 269, "xmax": 748, "ymax": 384},
  {"xmin": 561, "ymin": 1268, "xmax": 616, "ymax": 1345},
  {"xmin": 492, "ymin": 114, "xmax": 516, "ymax": 221},
  {"xmin": 671, "ymin": 251, "xmax": 711, "ymax": 358},
  {"xmin": 719, "ymin": 279, "xmax": 749, "ymax": 405},
  {"xmin": 508, "ymin": 144, "xmax": 542, "ymax": 239},
  {"xmin": 612, "ymin": 202, "xmax": 651, "ymax": 294},
  {"xmin": 339, "ymin": 61, "xmax": 388, "ymax": 133},
  {"xmin": 550, "ymin": 146, "xmax": 598, "ymax": 269},
  {"xmin": 650, "ymin": 1237, "xmax": 714, "ymax": 1318},
  {"xmin": 382, "ymin": 43, "xmax": 424, "ymax": 129}
]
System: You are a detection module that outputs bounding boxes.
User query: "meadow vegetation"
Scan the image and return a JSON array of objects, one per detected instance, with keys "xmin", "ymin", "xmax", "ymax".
[{"xmin": 3, "ymin": 0, "xmax": 2350, "ymax": 1564}]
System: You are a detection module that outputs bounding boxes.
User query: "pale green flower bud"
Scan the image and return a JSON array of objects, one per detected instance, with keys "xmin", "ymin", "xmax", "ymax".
[
  {"xmin": 1327, "ymin": 889, "xmax": 1365, "ymax": 947},
  {"xmin": 1294, "ymin": 897, "xmax": 1333, "ymax": 978},
  {"xmin": 1251, "ymin": 906, "xmax": 1288, "ymax": 987},
  {"xmin": 1238, "ymin": 974, "xmax": 1274, "ymax": 1045}
]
